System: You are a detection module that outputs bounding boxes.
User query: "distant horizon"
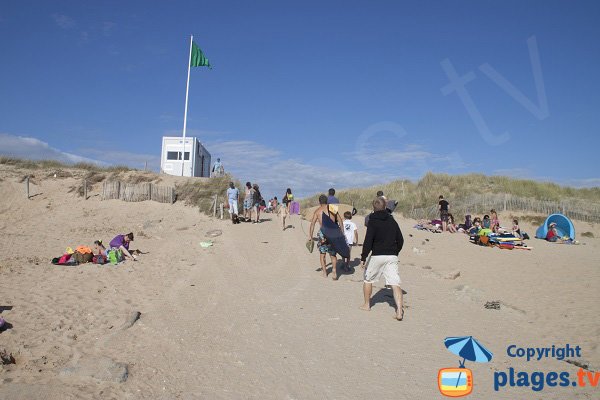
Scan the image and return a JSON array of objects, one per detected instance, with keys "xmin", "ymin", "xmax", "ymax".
[{"xmin": 1, "ymin": 154, "xmax": 598, "ymax": 202}]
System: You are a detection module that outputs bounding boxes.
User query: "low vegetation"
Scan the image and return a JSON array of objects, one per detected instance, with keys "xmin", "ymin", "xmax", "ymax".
[
  {"xmin": 301, "ymin": 172, "xmax": 600, "ymax": 222},
  {"xmin": 176, "ymin": 174, "xmax": 240, "ymax": 215},
  {"xmin": 0, "ymin": 156, "xmax": 134, "ymax": 173}
]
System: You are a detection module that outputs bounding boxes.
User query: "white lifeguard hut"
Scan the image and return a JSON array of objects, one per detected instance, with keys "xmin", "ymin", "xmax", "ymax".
[{"xmin": 160, "ymin": 136, "xmax": 211, "ymax": 177}]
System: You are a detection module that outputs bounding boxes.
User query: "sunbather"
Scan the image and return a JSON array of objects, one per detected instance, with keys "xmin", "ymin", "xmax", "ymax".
[
  {"xmin": 447, "ymin": 213, "xmax": 457, "ymax": 233},
  {"xmin": 109, "ymin": 232, "xmax": 137, "ymax": 260}
]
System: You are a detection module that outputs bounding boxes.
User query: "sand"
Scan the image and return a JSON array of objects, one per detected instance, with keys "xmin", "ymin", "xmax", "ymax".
[{"xmin": 0, "ymin": 167, "xmax": 599, "ymax": 399}]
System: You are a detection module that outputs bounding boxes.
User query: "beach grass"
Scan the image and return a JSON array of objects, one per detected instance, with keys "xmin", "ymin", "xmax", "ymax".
[
  {"xmin": 300, "ymin": 172, "xmax": 600, "ymax": 220},
  {"xmin": 176, "ymin": 174, "xmax": 241, "ymax": 215}
]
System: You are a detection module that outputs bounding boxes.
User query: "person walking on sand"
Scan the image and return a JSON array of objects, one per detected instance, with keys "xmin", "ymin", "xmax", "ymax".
[
  {"xmin": 243, "ymin": 182, "xmax": 255, "ymax": 222},
  {"xmin": 226, "ymin": 182, "xmax": 239, "ymax": 221},
  {"xmin": 439, "ymin": 195, "xmax": 450, "ymax": 232},
  {"xmin": 327, "ymin": 188, "xmax": 339, "ymax": 204},
  {"xmin": 343, "ymin": 211, "xmax": 358, "ymax": 271},
  {"xmin": 278, "ymin": 201, "xmax": 290, "ymax": 230},
  {"xmin": 360, "ymin": 197, "xmax": 405, "ymax": 320},
  {"xmin": 309, "ymin": 194, "xmax": 345, "ymax": 280},
  {"xmin": 252, "ymin": 183, "xmax": 262, "ymax": 223}
]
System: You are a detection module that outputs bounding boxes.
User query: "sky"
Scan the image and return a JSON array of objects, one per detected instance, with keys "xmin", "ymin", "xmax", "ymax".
[{"xmin": 1, "ymin": 0, "xmax": 599, "ymax": 198}]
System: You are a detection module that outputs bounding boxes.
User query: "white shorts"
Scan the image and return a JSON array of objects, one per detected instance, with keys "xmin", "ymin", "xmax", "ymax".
[
  {"xmin": 364, "ymin": 255, "xmax": 401, "ymax": 286},
  {"xmin": 228, "ymin": 201, "xmax": 239, "ymax": 215}
]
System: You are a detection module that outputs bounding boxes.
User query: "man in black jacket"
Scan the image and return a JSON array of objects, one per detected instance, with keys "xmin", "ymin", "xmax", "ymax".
[{"xmin": 360, "ymin": 197, "xmax": 405, "ymax": 320}]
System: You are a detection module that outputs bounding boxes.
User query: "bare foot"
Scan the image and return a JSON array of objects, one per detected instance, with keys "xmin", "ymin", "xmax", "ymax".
[
  {"xmin": 359, "ymin": 304, "xmax": 371, "ymax": 311},
  {"xmin": 395, "ymin": 308, "xmax": 404, "ymax": 321},
  {"xmin": 331, "ymin": 273, "xmax": 338, "ymax": 280}
]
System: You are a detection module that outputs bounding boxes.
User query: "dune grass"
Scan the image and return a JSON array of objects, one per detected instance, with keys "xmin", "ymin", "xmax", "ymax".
[
  {"xmin": 0, "ymin": 156, "xmax": 134, "ymax": 173},
  {"xmin": 176, "ymin": 174, "xmax": 241, "ymax": 215},
  {"xmin": 301, "ymin": 172, "xmax": 600, "ymax": 220}
]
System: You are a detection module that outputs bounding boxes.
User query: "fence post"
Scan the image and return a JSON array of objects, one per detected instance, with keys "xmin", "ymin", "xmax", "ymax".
[
  {"xmin": 25, "ymin": 175, "xmax": 30, "ymax": 199},
  {"xmin": 219, "ymin": 202, "xmax": 224, "ymax": 220},
  {"xmin": 84, "ymin": 179, "xmax": 87, "ymax": 200},
  {"xmin": 213, "ymin": 194, "xmax": 218, "ymax": 217},
  {"xmin": 148, "ymin": 183, "xmax": 152, "ymax": 201}
]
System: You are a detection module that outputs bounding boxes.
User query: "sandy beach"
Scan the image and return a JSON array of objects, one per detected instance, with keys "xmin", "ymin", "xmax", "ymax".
[{"xmin": 1, "ymin": 167, "xmax": 599, "ymax": 399}]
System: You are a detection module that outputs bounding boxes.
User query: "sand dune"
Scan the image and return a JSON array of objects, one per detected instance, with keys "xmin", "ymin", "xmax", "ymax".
[{"xmin": 0, "ymin": 167, "xmax": 598, "ymax": 399}]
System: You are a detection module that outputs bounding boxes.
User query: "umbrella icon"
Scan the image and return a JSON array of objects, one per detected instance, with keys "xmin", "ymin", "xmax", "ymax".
[{"xmin": 444, "ymin": 336, "xmax": 493, "ymax": 388}]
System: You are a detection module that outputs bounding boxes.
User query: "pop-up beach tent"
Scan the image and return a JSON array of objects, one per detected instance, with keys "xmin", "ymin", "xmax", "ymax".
[{"xmin": 535, "ymin": 213, "xmax": 575, "ymax": 240}]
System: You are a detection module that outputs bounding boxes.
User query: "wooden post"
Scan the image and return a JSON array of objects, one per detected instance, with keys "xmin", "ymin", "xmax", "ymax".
[
  {"xmin": 213, "ymin": 194, "xmax": 218, "ymax": 217},
  {"xmin": 219, "ymin": 202, "xmax": 224, "ymax": 219},
  {"xmin": 25, "ymin": 175, "xmax": 30, "ymax": 199},
  {"xmin": 84, "ymin": 179, "xmax": 88, "ymax": 200}
]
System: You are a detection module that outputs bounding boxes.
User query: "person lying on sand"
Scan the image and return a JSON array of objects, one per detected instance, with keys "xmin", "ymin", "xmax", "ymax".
[{"xmin": 109, "ymin": 232, "xmax": 137, "ymax": 261}]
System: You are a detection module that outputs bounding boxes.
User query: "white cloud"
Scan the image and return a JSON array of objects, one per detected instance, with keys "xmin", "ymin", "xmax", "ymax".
[
  {"xmin": 206, "ymin": 139, "xmax": 394, "ymax": 198},
  {"xmin": 557, "ymin": 177, "xmax": 600, "ymax": 188},
  {"xmin": 51, "ymin": 13, "xmax": 75, "ymax": 29},
  {"xmin": 0, "ymin": 133, "xmax": 105, "ymax": 165},
  {"xmin": 492, "ymin": 168, "xmax": 532, "ymax": 178}
]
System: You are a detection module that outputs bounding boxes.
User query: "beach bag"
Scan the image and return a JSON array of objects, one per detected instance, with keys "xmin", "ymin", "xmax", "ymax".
[
  {"xmin": 73, "ymin": 252, "xmax": 93, "ymax": 264},
  {"xmin": 108, "ymin": 250, "xmax": 119, "ymax": 264},
  {"xmin": 479, "ymin": 236, "xmax": 490, "ymax": 246},
  {"xmin": 93, "ymin": 254, "xmax": 106, "ymax": 265},
  {"xmin": 305, "ymin": 239, "xmax": 315, "ymax": 253}
]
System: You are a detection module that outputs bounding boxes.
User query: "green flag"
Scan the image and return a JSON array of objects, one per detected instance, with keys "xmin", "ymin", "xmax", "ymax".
[{"xmin": 190, "ymin": 42, "xmax": 211, "ymax": 68}]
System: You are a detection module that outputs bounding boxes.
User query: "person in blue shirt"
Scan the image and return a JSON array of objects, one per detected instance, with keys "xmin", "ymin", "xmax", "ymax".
[
  {"xmin": 226, "ymin": 182, "xmax": 239, "ymax": 220},
  {"xmin": 212, "ymin": 158, "xmax": 224, "ymax": 177},
  {"xmin": 327, "ymin": 188, "xmax": 339, "ymax": 204}
]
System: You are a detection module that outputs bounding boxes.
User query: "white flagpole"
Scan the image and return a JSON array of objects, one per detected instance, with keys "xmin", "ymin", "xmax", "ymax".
[{"xmin": 181, "ymin": 34, "xmax": 194, "ymax": 176}]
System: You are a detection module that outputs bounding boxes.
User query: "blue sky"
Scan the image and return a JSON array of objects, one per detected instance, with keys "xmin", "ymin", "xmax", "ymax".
[{"xmin": 1, "ymin": 0, "xmax": 599, "ymax": 197}]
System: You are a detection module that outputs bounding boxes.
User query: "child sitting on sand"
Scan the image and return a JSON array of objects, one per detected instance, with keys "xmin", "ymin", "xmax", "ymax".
[
  {"xmin": 277, "ymin": 202, "xmax": 289, "ymax": 231},
  {"xmin": 343, "ymin": 211, "xmax": 358, "ymax": 271},
  {"xmin": 468, "ymin": 218, "xmax": 482, "ymax": 235},
  {"xmin": 482, "ymin": 215, "xmax": 491, "ymax": 229},
  {"xmin": 512, "ymin": 219, "xmax": 522, "ymax": 239},
  {"xmin": 92, "ymin": 240, "xmax": 107, "ymax": 256}
]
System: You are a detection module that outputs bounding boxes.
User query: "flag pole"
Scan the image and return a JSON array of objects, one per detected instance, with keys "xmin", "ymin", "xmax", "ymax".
[{"xmin": 181, "ymin": 34, "xmax": 194, "ymax": 176}]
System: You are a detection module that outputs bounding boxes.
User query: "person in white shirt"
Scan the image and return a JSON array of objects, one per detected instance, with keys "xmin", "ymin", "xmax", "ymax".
[{"xmin": 343, "ymin": 211, "xmax": 358, "ymax": 271}]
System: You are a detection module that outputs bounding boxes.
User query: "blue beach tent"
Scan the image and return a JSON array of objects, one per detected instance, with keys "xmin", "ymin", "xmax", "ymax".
[{"xmin": 535, "ymin": 213, "xmax": 575, "ymax": 240}]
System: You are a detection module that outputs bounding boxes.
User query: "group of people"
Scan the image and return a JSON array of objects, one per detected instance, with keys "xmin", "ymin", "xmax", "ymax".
[
  {"xmin": 53, "ymin": 232, "xmax": 138, "ymax": 266},
  {"xmin": 308, "ymin": 189, "xmax": 405, "ymax": 321},
  {"xmin": 438, "ymin": 196, "xmax": 524, "ymax": 238},
  {"xmin": 225, "ymin": 181, "xmax": 264, "ymax": 224},
  {"xmin": 226, "ymin": 183, "xmax": 296, "ymax": 228},
  {"xmin": 93, "ymin": 232, "xmax": 139, "ymax": 262}
]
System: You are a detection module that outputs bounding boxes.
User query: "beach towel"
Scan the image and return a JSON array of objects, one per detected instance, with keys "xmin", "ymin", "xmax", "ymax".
[
  {"xmin": 75, "ymin": 245, "xmax": 93, "ymax": 254},
  {"xmin": 290, "ymin": 201, "xmax": 300, "ymax": 215}
]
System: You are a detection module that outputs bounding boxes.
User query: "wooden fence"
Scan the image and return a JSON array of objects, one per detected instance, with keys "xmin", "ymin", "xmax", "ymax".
[
  {"xmin": 101, "ymin": 181, "xmax": 175, "ymax": 204},
  {"xmin": 409, "ymin": 193, "xmax": 600, "ymax": 223}
]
